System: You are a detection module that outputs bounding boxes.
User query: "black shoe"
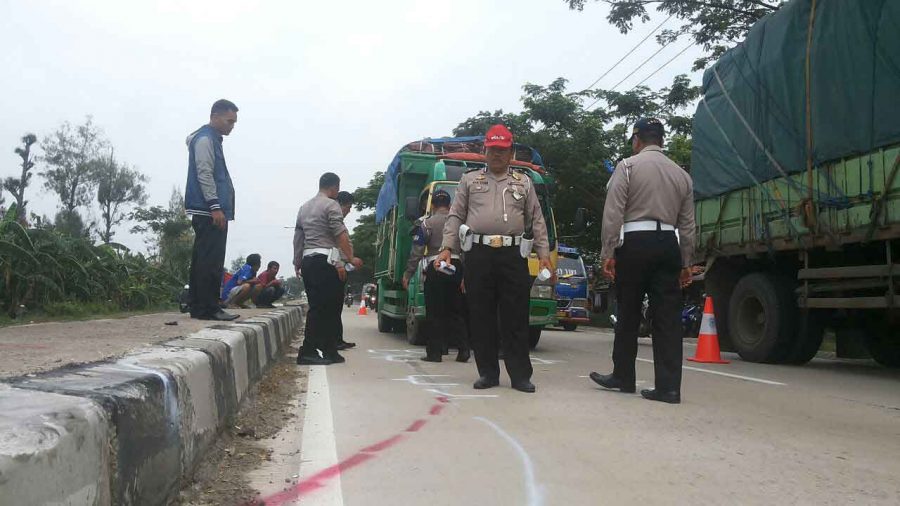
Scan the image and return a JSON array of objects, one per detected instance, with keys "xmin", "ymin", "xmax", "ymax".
[
  {"xmin": 198, "ymin": 310, "xmax": 240, "ymax": 321},
  {"xmin": 456, "ymin": 350, "xmax": 471, "ymax": 363},
  {"xmin": 589, "ymin": 372, "xmax": 636, "ymax": 393},
  {"xmin": 511, "ymin": 380, "xmax": 536, "ymax": 393},
  {"xmin": 257, "ymin": 303, "xmax": 276, "ymax": 309},
  {"xmin": 421, "ymin": 356, "xmax": 442, "ymax": 363},
  {"xmin": 296, "ymin": 355, "xmax": 332, "ymax": 365},
  {"xmin": 324, "ymin": 352, "xmax": 346, "ymax": 364},
  {"xmin": 337, "ymin": 341, "xmax": 357, "ymax": 350},
  {"xmin": 473, "ymin": 377, "xmax": 499, "ymax": 390},
  {"xmin": 641, "ymin": 389, "xmax": 681, "ymax": 404}
]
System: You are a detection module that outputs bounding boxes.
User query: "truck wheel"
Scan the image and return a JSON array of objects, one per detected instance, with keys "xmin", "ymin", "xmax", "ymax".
[
  {"xmin": 785, "ymin": 310, "xmax": 828, "ymax": 364},
  {"xmin": 562, "ymin": 323, "xmax": 578, "ymax": 332},
  {"xmin": 528, "ymin": 327, "xmax": 542, "ymax": 349},
  {"xmin": 728, "ymin": 272, "xmax": 794, "ymax": 363},
  {"xmin": 864, "ymin": 311, "xmax": 900, "ymax": 368},
  {"xmin": 406, "ymin": 308, "xmax": 427, "ymax": 345},
  {"xmin": 378, "ymin": 312, "xmax": 400, "ymax": 333}
]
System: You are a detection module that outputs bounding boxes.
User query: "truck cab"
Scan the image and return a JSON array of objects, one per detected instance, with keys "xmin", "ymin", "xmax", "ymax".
[
  {"xmin": 374, "ymin": 139, "xmax": 558, "ymax": 349},
  {"xmin": 554, "ymin": 245, "xmax": 590, "ymax": 331}
]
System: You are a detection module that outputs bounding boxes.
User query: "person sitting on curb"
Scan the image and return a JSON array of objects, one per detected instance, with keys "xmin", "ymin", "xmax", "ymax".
[
  {"xmin": 222, "ymin": 254, "xmax": 261, "ymax": 308},
  {"xmin": 252, "ymin": 261, "xmax": 285, "ymax": 308}
]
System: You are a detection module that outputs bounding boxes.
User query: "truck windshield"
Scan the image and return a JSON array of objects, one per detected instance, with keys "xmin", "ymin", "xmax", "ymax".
[{"xmin": 557, "ymin": 256, "xmax": 585, "ymax": 278}]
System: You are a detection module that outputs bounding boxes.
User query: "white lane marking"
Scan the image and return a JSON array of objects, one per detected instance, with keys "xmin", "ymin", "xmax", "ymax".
[
  {"xmin": 296, "ymin": 365, "xmax": 344, "ymax": 506},
  {"xmin": 474, "ymin": 417, "xmax": 544, "ymax": 506},
  {"xmin": 635, "ymin": 358, "xmax": 786, "ymax": 386}
]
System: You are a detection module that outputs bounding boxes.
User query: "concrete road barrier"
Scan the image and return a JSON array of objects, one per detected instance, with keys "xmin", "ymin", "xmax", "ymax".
[{"xmin": 0, "ymin": 306, "xmax": 303, "ymax": 506}]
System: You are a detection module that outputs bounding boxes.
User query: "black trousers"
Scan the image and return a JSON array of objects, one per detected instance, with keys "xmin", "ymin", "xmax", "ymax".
[
  {"xmin": 612, "ymin": 230, "xmax": 683, "ymax": 392},
  {"xmin": 464, "ymin": 245, "xmax": 533, "ymax": 383},
  {"xmin": 189, "ymin": 215, "xmax": 228, "ymax": 318},
  {"xmin": 299, "ymin": 254, "xmax": 341, "ymax": 358},
  {"xmin": 256, "ymin": 285, "xmax": 285, "ymax": 305},
  {"xmin": 424, "ymin": 260, "xmax": 467, "ymax": 359}
]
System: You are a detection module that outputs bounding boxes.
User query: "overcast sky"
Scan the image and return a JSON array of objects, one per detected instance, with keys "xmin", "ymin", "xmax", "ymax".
[{"xmin": 0, "ymin": 0, "xmax": 702, "ymax": 274}]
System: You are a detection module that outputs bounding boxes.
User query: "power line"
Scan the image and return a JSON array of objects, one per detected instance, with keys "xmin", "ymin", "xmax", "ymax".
[
  {"xmin": 582, "ymin": 14, "xmax": 673, "ymax": 91},
  {"xmin": 631, "ymin": 41, "xmax": 697, "ymax": 89},
  {"xmin": 584, "ymin": 39, "xmax": 696, "ymax": 111}
]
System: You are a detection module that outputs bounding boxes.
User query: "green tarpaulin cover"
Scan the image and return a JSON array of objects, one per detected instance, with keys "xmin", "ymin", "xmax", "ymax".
[{"xmin": 691, "ymin": 0, "xmax": 900, "ymax": 199}]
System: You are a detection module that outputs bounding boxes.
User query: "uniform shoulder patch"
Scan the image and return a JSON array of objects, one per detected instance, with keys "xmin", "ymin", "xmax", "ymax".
[{"xmin": 412, "ymin": 224, "xmax": 427, "ymax": 246}]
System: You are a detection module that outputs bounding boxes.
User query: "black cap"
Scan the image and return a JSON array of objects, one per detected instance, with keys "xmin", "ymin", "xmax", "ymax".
[
  {"xmin": 432, "ymin": 189, "xmax": 451, "ymax": 207},
  {"xmin": 630, "ymin": 118, "xmax": 665, "ymax": 141},
  {"xmin": 336, "ymin": 191, "xmax": 354, "ymax": 206}
]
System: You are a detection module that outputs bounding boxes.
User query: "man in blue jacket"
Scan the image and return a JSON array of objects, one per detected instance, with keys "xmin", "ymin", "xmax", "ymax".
[{"xmin": 185, "ymin": 99, "xmax": 240, "ymax": 321}]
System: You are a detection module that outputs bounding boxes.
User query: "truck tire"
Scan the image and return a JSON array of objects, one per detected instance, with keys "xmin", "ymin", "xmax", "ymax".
[
  {"xmin": 864, "ymin": 311, "xmax": 900, "ymax": 368},
  {"xmin": 528, "ymin": 327, "xmax": 542, "ymax": 349},
  {"xmin": 728, "ymin": 272, "xmax": 795, "ymax": 363},
  {"xmin": 562, "ymin": 323, "xmax": 578, "ymax": 332},
  {"xmin": 785, "ymin": 310, "xmax": 827, "ymax": 364},
  {"xmin": 406, "ymin": 308, "xmax": 427, "ymax": 345},
  {"xmin": 378, "ymin": 312, "xmax": 401, "ymax": 333}
]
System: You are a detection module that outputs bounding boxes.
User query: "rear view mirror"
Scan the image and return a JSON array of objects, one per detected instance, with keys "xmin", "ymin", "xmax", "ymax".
[
  {"xmin": 574, "ymin": 208, "xmax": 587, "ymax": 234},
  {"xmin": 404, "ymin": 196, "xmax": 419, "ymax": 221}
]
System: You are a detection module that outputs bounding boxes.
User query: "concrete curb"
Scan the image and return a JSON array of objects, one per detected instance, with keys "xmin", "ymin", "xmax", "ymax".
[{"xmin": 0, "ymin": 306, "xmax": 304, "ymax": 506}]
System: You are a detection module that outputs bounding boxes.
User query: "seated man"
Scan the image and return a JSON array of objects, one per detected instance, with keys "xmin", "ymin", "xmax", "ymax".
[
  {"xmin": 222, "ymin": 254, "xmax": 261, "ymax": 308},
  {"xmin": 252, "ymin": 261, "xmax": 285, "ymax": 308}
]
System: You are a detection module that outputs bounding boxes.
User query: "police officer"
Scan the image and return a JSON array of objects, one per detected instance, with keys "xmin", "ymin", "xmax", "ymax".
[
  {"xmin": 436, "ymin": 125, "xmax": 552, "ymax": 393},
  {"xmin": 293, "ymin": 173, "xmax": 363, "ymax": 365},
  {"xmin": 403, "ymin": 189, "xmax": 470, "ymax": 363},
  {"xmin": 590, "ymin": 118, "xmax": 696, "ymax": 404}
]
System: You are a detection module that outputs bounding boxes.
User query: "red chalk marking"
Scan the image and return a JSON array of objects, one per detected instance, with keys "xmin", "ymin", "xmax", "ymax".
[
  {"xmin": 406, "ymin": 419, "xmax": 427, "ymax": 432},
  {"xmin": 257, "ymin": 395, "xmax": 451, "ymax": 505},
  {"xmin": 360, "ymin": 434, "xmax": 405, "ymax": 453}
]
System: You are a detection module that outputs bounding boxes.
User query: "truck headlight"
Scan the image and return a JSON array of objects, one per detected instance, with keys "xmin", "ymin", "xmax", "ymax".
[{"xmin": 530, "ymin": 284, "xmax": 554, "ymax": 299}]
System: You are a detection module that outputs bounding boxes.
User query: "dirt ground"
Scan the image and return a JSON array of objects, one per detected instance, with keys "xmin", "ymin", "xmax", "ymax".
[
  {"xmin": 176, "ymin": 343, "xmax": 306, "ymax": 506},
  {"xmin": 0, "ymin": 308, "xmax": 276, "ymax": 379}
]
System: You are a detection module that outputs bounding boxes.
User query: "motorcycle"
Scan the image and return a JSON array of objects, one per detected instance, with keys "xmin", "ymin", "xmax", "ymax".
[
  {"xmin": 345, "ymin": 293, "xmax": 354, "ymax": 307},
  {"xmin": 365, "ymin": 293, "xmax": 377, "ymax": 310},
  {"xmin": 608, "ymin": 295, "xmax": 703, "ymax": 339}
]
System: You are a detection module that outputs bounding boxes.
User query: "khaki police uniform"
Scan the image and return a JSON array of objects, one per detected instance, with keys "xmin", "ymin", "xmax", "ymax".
[
  {"xmin": 293, "ymin": 193, "xmax": 349, "ymax": 360},
  {"xmin": 405, "ymin": 210, "xmax": 469, "ymax": 361},
  {"xmin": 442, "ymin": 167, "xmax": 549, "ymax": 385},
  {"xmin": 600, "ymin": 144, "xmax": 696, "ymax": 393}
]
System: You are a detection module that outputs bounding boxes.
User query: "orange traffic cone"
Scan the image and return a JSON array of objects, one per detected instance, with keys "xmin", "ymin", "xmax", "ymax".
[
  {"xmin": 357, "ymin": 298, "xmax": 368, "ymax": 316},
  {"xmin": 687, "ymin": 296, "xmax": 729, "ymax": 364}
]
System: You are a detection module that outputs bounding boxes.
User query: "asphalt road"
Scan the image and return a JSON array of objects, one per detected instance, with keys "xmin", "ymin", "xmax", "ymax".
[{"xmin": 249, "ymin": 308, "xmax": 900, "ymax": 505}]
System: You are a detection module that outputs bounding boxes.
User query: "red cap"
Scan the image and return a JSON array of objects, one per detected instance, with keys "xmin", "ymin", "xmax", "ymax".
[{"xmin": 484, "ymin": 124, "xmax": 513, "ymax": 149}]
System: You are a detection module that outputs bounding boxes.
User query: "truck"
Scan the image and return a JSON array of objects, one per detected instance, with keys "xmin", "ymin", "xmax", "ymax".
[
  {"xmin": 554, "ymin": 245, "xmax": 591, "ymax": 331},
  {"xmin": 690, "ymin": 0, "xmax": 899, "ymax": 367},
  {"xmin": 372, "ymin": 136, "xmax": 559, "ymax": 349}
]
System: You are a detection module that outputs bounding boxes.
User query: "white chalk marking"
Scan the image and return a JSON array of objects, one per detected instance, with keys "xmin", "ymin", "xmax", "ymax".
[
  {"xmin": 635, "ymin": 358, "xmax": 786, "ymax": 386},
  {"xmin": 392, "ymin": 375, "xmax": 460, "ymax": 387},
  {"xmin": 426, "ymin": 388, "xmax": 498, "ymax": 399},
  {"xmin": 530, "ymin": 357, "xmax": 564, "ymax": 365},
  {"xmin": 474, "ymin": 417, "xmax": 544, "ymax": 506},
  {"xmin": 296, "ymin": 365, "xmax": 344, "ymax": 505}
]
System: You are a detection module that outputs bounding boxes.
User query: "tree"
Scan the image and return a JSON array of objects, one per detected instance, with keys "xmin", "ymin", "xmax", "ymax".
[
  {"xmin": 3, "ymin": 133, "xmax": 37, "ymax": 224},
  {"xmin": 564, "ymin": 0, "xmax": 783, "ymax": 69},
  {"xmin": 41, "ymin": 117, "xmax": 107, "ymax": 216},
  {"xmin": 94, "ymin": 154, "xmax": 148, "ymax": 243},
  {"xmin": 229, "ymin": 255, "xmax": 247, "ymax": 273},
  {"xmin": 131, "ymin": 188, "xmax": 194, "ymax": 281},
  {"xmin": 452, "ymin": 75, "xmax": 699, "ymax": 261}
]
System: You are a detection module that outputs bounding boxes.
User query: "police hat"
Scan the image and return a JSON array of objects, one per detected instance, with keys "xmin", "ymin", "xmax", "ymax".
[
  {"xmin": 432, "ymin": 189, "xmax": 451, "ymax": 207},
  {"xmin": 629, "ymin": 117, "xmax": 665, "ymax": 141}
]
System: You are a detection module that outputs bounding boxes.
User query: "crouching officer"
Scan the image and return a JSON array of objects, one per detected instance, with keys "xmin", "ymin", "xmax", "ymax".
[
  {"xmin": 403, "ymin": 189, "xmax": 470, "ymax": 363},
  {"xmin": 293, "ymin": 172, "xmax": 363, "ymax": 366},
  {"xmin": 436, "ymin": 124, "xmax": 552, "ymax": 393},
  {"xmin": 590, "ymin": 118, "xmax": 695, "ymax": 404}
]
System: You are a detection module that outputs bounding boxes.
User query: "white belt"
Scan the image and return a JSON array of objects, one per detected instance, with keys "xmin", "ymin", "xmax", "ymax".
[
  {"xmin": 472, "ymin": 234, "xmax": 522, "ymax": 248},
  {"xmin": 426, "ymin": 253, "xmax": 459, "ymax": 263},
  {"xmin": 303, "ymin": 248, "xmax": 331, "ymax": 257},
  {"xmin": 623, "ymin": 220, "xmax": 675, "ymax": 233}
]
